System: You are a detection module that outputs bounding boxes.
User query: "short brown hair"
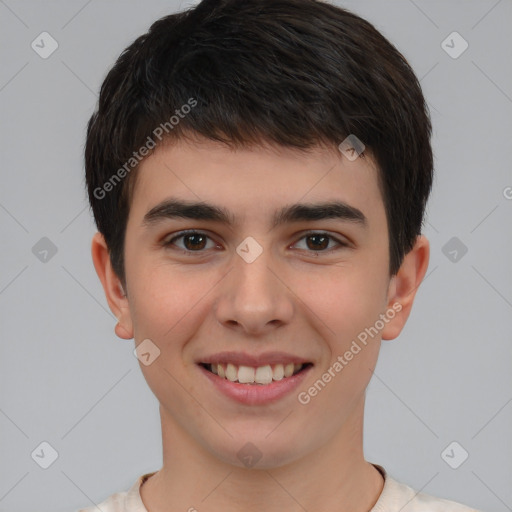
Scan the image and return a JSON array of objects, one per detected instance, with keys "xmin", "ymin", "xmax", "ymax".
[{"xmin": 85, "ymin": 0, "xmax": 433, "ymax": 286}]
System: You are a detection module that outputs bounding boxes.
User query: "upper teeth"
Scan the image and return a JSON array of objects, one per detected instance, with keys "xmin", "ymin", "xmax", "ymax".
[{"xmin": 209, "ymin": 363, "xmax": 304, "ymax": 384}]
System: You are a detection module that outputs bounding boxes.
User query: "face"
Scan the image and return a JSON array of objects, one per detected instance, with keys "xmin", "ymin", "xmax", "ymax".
[{"xmin": 113, "ymin": 136, "xmax": 402, "ymax": 468}]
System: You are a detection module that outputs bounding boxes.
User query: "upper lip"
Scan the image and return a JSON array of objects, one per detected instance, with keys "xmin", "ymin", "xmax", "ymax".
[{"xmin": 198, "ymin": 351, "xmax": 313, "ymax": 367}]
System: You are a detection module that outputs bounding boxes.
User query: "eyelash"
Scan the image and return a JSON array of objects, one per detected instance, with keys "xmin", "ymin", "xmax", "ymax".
[{"xmin": 163, "ymin": 230, "xmax": 348, "ymax": 255}]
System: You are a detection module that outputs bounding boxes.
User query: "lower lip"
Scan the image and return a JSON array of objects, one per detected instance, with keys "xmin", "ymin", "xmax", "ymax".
[{"xmin": 198, "ymin": 364, "xmax": 313, "ymax": 405}]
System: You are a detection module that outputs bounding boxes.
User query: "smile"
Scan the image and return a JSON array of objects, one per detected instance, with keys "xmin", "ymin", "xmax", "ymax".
[
  {"xmin": 200, "ymin": 362, "xmax": 312, "ymax": 385},
  {"xmin": 198, "ymin": 361, "xmax": 314, "ymax": 405}
]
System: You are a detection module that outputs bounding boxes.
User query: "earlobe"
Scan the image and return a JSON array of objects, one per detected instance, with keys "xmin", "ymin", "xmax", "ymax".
[
  {"xmin": 381, "ymin": 235, "xmax": 430, "ymax": 341},
  {"xmin": 115, "ymin": 321, "xmax": 133, "ymax": 339},
  {"xmin": 91, "ymin": 232, "xmax": 134, "ymax": 340}
]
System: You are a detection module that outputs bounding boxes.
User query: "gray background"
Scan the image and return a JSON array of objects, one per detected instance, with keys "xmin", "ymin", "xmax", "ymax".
[{"xmin": 0, "ymin": 0, "xmax": 511, "ymax": 511}]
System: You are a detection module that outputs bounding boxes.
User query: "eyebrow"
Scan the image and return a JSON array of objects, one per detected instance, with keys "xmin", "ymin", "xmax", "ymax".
[{"xmin": 142, "ymin": 198, "xmax": 368, "ymax": 230}]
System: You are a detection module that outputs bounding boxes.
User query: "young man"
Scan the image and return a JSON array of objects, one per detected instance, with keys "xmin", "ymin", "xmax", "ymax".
[{"xmin": 81, "ymin": 0, "xmax": 480, "ymax": 510}]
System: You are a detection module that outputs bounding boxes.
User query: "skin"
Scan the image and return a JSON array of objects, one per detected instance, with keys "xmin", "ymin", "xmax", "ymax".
[{"xmin": 92, "ymin": 135, "xmax": 429, "ymax": 512}]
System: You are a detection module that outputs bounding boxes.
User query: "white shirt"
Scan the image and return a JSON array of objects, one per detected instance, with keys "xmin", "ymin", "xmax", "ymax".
[{"xmin": 77, "ymin": 464, "xmax": 481, "ymax": 511}]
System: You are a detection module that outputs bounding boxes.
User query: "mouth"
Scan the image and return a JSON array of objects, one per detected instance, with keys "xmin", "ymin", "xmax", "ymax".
[
  {"xmin": 198, "ymin": 360, "xmax": 314, "ymax": 405},
  {"xmin": 199, "ymin": 362, "xmax": 313, "ymax": 385}
]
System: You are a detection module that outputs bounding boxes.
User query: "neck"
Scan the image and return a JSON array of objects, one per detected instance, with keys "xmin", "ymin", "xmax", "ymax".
[{"xmin": 141, "ymin": 398, "xmax": 384, "ymax": 512}]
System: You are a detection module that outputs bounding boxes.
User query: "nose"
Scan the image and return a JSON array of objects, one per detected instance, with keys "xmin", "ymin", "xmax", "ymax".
[{"xmin": 213, "ymin": 241, "xmax": 294, "ymax": 336}]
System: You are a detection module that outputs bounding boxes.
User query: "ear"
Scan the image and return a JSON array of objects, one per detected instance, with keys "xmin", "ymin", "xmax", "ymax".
[
  {"xmin": 381, "ymin": 235, "xmax": 430, "ymax": 340},
  {"xmin": 91, "ymin": 232, "xmax": 133, "ymax": 340}
]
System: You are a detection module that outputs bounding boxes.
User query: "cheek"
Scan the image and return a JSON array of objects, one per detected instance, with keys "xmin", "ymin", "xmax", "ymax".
[
  {"xmin": 131, "ymin": 279, "xmax": 187, "ymax": 340},
  {"xmin": 126, "ymin": 264, "xmax": 208, "ymax": 408},
  {"xmin": 301, "ymin": 264, "xmax": 389, "ymax": 344},
  {"xmin": 127, "ymin": 258, "xmax": 222, "ymax": 353}
]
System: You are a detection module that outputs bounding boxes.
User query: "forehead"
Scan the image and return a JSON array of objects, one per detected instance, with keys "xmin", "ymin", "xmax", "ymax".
[{"xmin": 127, "ymin": 137, "xmax": 385, "ymax": 229}]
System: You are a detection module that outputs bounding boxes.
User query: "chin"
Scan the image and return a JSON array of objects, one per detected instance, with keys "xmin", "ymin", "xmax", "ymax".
[{"xmin": 207, "ymin": 433, "xmax": 306, "ymax": 470}]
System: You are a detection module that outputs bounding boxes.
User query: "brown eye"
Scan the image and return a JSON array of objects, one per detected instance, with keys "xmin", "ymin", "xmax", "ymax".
[
  {"xmin": 165, "ymin": 231, "xmax": 216, "ymax": 252},
  {"xmin": 305, "ymin": 234, "xmax": 330, "ymax": 251},
  {"xmin": 181, "ymin": 233, "xmax": 208, "ymax": 250},
  {"xmin": 294, "ymin": 232, "xmax": 347, "ymax": 253},
  {"xmin": 163, "ymin": 230, "xmax": 347, "ymax": 256}
]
